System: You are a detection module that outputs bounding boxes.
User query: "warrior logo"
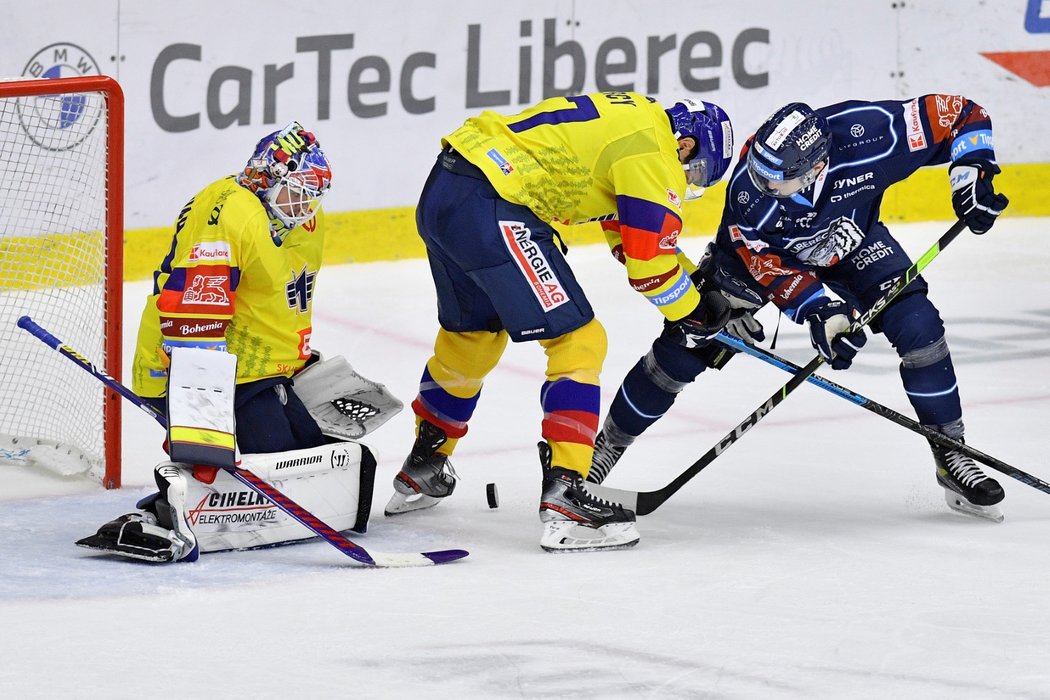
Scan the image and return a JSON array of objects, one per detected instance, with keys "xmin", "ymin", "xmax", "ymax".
[
  {"xmin": 286, "ymin": 265, "xmax": 317, "ymax": 313},
  {"xmin": 18, "ymin": 43, "xmax": 102, "ymax": 151}
]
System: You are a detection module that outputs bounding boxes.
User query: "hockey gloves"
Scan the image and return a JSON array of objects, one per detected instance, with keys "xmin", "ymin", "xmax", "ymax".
[
  {"xmin": 698, "ymin": 244, "xmax": 766, "ymax": 345},
  {"xmin": 950, "ymin": 160, "xmax": 1009, "ymax": 234},
  {"xmin": 666, "ymin": 288, "xmax": 731, "ymax": 350},
  {"xmin": 805, "ymin": 298, "xmax": 867, "ymax": 370}
]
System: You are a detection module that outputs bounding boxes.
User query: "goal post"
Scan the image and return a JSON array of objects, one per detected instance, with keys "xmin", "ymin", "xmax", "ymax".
[{"xmin": 0, "ymin": 75, "xmax": 124, "ymax": 488}]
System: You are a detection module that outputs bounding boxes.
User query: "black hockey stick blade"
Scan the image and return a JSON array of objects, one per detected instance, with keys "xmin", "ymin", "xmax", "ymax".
[{"xmin": 719, "ymin": 331, "xmax": 1050, "ymax": 496}]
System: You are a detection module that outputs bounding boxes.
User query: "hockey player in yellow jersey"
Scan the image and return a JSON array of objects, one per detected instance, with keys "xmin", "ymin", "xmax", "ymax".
[
  {"xmin": 385, "ymin": 92, "xmax": 735, "ymax": 552},
  {"xmin": 75, "ymin": 122, "xmax": 391, "ymax": 564},
  {"xmin": 133, "ymin": 121, "xmax": 333, "ymax": 454}
]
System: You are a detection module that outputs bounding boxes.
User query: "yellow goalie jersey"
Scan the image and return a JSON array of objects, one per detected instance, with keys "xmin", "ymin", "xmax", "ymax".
[
  {"xmin": 132, "ymin": 176, "xmax": 326, "ymax": 398},
  {"xmin": 444, "ymin": 91, "xmax": 699, "ymax": 321}
]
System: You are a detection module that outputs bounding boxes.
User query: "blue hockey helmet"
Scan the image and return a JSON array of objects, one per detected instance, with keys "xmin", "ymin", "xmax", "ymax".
[
  {"xmin": 238, "ymin": 121, "xmax": 333, "ymax": 240},
  {"xmin": 665, "ymin": 98, "xmax": 734, "ymax": 199},
  {"xmin": 746, "ymin": 102, "xmax": 831, "ymax": 198}
]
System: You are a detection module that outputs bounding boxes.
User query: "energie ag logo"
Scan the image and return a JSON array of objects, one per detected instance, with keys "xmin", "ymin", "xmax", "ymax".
[{"xmin": 17, "ymin": 43, "xmax": 103, "ymax": 151}]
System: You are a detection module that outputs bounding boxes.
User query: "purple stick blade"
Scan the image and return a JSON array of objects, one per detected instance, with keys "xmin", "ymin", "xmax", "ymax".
[{"xmin": 423, "ymin": 549, "xmax": 470, "ymax": 564}]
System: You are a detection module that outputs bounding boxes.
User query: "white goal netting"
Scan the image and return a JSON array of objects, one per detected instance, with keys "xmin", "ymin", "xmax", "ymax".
[{"xmin": 0, "ymin": 78, "xmax": 120, "ymax": 484}]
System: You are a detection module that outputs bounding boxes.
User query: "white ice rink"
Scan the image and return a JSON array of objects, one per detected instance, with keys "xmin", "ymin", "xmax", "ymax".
[{"xmin": 2, "ymin": 218, "xmax": 1049, "ymax": 699}]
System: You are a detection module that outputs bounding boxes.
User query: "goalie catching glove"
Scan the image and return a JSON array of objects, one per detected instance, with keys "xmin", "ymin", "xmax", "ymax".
[{"xmin": 293, "ymin": 354, "xmax": 404, "ymax": 439}]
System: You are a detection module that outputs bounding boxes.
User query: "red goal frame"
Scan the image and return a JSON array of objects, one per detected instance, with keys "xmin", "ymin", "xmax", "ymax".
[{"xmin": 0, "ymin": 75, "xmax": 125, "ymax": 488}]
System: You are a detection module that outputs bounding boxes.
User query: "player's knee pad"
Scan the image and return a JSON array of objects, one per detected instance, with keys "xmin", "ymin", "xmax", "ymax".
[
  {"xmin": 540, "ymin": 318, "xmax": 607, "ymax": 384},
  {"xmin": 432, "ymin": 328, "xmax": 509, "ymax": 395},
  {"xmin": 648, "ymin": 334, "xmax": 710, "ymax": 391},
  {"xmin": 876, "ymin": 291, "xmax": 947, "ymax": 357},
  {"xmin": 606, "ymin": 346, "xmax": 689, "ymax": 437},
  {"xmin": 900, "ymin": 334, "xmax": 951, "ymax": 369}
]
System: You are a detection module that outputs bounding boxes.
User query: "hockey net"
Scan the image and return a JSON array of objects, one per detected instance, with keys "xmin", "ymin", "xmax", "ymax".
[{"xmin": 0, "ymin": 76, "xmax": 124, "ymax": 488}]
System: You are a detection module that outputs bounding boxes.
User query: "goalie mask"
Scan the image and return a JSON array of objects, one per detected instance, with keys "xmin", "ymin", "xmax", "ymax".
[
  {"xmin": 665, "ymin": 98, "xmax": 734, "ymax": 199},
  {"xmin": 238, "ymin": 121, "xmax": 333, "ymax": 242}
]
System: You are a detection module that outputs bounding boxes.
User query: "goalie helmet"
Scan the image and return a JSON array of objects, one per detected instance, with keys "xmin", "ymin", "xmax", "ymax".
[
  {"xmin": 746, "ymin": 102, "xmax": 831, "ymax": 198},
  {"xmin": 665, "ymin": 98, "xmax": 733, "ymax": 199},
  {"xmin": 238, "ymin": 121, "xmax": 333, "ymax": 241}
]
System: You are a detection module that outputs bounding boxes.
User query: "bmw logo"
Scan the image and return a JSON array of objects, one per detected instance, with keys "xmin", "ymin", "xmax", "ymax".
[{"xmin": 18, "ymin": 43, "xmax": 103, "ymax": 151}]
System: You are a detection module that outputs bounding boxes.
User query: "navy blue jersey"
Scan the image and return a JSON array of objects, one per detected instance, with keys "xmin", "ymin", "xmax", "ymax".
[{"xmin": 716, "ymin": 94, "xmax": 998, "ymax": 320}]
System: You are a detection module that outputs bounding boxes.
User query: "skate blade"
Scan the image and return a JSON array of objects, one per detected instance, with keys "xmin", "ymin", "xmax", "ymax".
[
  {"xmin": 943, "ymin": 489, "xmax": 1004, "ymax": 523},
  {"xmin": 540, "ymin": 521, "xmax": 640, "ymax": 552},
  {"xmin": 384, "ymin": 490, "xmax": 444, "ymax": 516}
]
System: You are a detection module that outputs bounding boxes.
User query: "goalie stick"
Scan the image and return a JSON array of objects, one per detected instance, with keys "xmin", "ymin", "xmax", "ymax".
[
  {"xmin": 16, "ymin": 315, "xmax": 468, "ymax": 568},
  {"xmin": 717, "ymin": 331, "xmax": 1050, "ymax": 496},
  {"xmin": 587, "ymin": 219, "xmax": 969, "ymax": 515}
]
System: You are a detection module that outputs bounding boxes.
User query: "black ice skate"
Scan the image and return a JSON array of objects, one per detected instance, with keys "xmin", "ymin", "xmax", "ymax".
[
  {"xmin": 538, "ymin": 441, "xmax": 639, "ymax": 551},
  {"xmin": 586, "ymin": 429, "xmax": 628, "ymax": 485},
  {"xmin": 385, "ymin": 420, "xmax": 458, "ymax": 516},
  {"xmin": 933, "ymin": 440, "xmax": 1005, "ymax": 523}
]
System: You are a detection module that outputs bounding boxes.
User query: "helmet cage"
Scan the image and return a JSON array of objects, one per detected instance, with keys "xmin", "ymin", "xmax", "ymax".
[{"xmin": 239, "ymin": 121, "xmax": 332, "ymax": 238}]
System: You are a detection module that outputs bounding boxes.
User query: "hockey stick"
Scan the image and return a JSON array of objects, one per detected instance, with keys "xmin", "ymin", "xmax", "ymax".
[
  {"xmin": 587, "ymin": 219, "xmax": 969, "ymax": 515},
  {"xmin": 17, "ymin": 315, "xmax": 468, "ymax": 568},
  {"xmin": 717, "ymin": 331, "xmax": 1050, "ymax": 495}
]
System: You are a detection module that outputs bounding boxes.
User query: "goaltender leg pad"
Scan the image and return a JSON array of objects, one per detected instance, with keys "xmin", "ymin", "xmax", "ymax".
[
  {"xmin": 292, "ymin": 355, "xmax": 403, "ymax": 439},
  {"xmin": 184, "ymin": 441, "xmax": 377, "ymax": 552},
  {"xmin": 166, "ymin": 347, "xmax": 237, "ymax": 469},
  {"xmin": 153, "ymin": 463, "xmax": 200, "ymax": 562}
]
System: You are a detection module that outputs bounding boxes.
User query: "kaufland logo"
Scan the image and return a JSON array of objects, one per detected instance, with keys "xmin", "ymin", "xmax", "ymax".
[
  {"xmin": 981, "ymin": 0, "xmax": 1050, "ymax": 86},
  {"xmin": 189, "ymin": 241, "xmax": 231, "ymax": 262}
]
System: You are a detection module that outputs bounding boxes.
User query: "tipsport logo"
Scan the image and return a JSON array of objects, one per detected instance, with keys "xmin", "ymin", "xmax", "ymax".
[{"xmin": 18, "ymin": 43, "xmax": 103, "ymax": 151}]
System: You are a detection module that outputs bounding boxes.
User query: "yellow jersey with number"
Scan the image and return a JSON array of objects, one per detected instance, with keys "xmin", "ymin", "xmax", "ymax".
[
  {"xmin": 132, "ymin": 176, "xmax": 325, "ymax": 398},
  {"xmin": 443, "ymin": 91, "xmax": 699, "ymax": 321}
]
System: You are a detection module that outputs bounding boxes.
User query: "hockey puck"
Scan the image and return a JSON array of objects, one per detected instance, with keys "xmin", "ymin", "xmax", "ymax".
[{"xmin": 486, "ymin": 482, "xmax": 499, "ymax": 509}]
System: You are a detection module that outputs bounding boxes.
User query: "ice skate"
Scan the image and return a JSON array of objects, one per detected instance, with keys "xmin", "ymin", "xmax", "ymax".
[
  {"xmin": 933, "ymin": 441, "xmax": 1005, "ymax": 523},
  {"xmin": 586, "ymin": 429, "xmax": 628, "ymax": 485},
  {"xmin": 538, "ymin": 442, "xmax": 639, "ymax": 552},
  {"xmin": 385, "ymin": 421, "xmax": 458, "ymax": 516}
]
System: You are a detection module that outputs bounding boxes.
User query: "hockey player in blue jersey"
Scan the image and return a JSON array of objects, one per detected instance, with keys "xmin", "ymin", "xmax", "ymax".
[{"xmin": 588, "ymin": 94, "xmax": 1010, "ymax": 521}]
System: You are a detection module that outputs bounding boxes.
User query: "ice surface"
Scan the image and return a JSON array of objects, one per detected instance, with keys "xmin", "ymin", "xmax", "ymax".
[{"xmin": 2, "ymin": 219, "xmax": 1048, "ymax": 698}]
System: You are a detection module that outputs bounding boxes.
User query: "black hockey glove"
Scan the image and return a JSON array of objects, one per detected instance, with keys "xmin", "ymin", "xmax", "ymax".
[
  {"xmin": 666, "ymin": 289, "xmax": 731, "ymax": 349},
  {"xmin": 804, "ymin": 298, "xmax": 867, "ymax": 370},
  {"xmin": 697, "ymin": 243, "xmax": 766, "ymax": 345},
  {"xmin": 950, "ymin": 160, "xmax": 1009, "ymax": 234}
]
